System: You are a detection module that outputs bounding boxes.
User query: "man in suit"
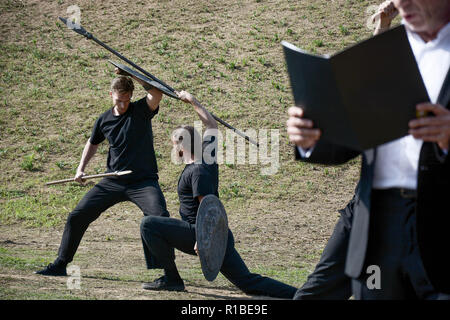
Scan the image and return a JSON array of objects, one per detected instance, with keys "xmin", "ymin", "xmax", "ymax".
[
  {"xmin": 287, "ymin": 0, "xmax": 450, "ymax": 299},
  {"xmin": 293, "ymin": 1, "xmax": 398, "ymax": 300}
]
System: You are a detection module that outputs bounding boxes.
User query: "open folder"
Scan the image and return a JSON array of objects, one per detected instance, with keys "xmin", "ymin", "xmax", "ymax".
[{"xmin": 282, "ymin": 25, "xmax": 429, "ymax": 151}]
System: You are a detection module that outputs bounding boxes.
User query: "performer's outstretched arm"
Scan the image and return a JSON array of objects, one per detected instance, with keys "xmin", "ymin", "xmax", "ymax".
[{"xmin": 176, "ymin": 91, "xmax": 218, "ymax": 130}]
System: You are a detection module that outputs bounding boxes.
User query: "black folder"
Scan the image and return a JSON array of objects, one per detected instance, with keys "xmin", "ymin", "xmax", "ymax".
[{"xmin": 282, "ymin": 25, "xmax": 430, "ymax": 151}]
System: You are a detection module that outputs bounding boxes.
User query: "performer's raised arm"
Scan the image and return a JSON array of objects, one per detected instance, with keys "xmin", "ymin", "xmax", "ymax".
[
  {"xmin": 176, "ymin": 91, "xmax": 218, "ymax": 130},
  {"xmin": 114, "ymin": 67, "xmax": 162, "ymax": 112}
]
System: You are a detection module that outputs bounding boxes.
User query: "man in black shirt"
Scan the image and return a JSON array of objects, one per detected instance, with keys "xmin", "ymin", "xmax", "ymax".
[
  {"xmin": 35, "ymin": 75, "xmax": 169, "ymax": 276},
  {"xmin": 139, "ymin": 91, "xmax": 297, "ymax": 298}
]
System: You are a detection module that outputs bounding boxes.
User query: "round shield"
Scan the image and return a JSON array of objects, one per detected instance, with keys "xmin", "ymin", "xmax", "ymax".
[
  {"xmin": 196, "ymin": 194, "xmax": 228, "ymax": 282},
  {"xmin": 108, "ymin": 60, "xmax": 179, "ymax": 100}
]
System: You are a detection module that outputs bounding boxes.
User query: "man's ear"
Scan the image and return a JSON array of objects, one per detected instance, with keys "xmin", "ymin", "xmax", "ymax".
[
  {"xmin": 109, "ymin": 91, "xmax": 113, "ymax": 97},
  {"xmin": 126, "ymin": 91, "xmax": 133, "ymax": 101}
]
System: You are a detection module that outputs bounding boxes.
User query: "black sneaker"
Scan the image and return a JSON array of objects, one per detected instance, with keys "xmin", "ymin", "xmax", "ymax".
[
  {"xmin": 34, "ymin": 263, "xmax": 67, "ymax": 276},
  {"xmin": 142, "ymin": 275, "xmax": 185, "ymax": 292}
]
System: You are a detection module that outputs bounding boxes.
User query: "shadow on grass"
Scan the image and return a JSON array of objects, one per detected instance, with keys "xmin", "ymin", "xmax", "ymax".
[{"xmin": 81, "ymin": 273, "xmax": 266, "ymax": 299}]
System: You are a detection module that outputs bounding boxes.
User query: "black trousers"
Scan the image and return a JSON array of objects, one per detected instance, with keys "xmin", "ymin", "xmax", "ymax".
[
  {"xmin": 56, "ymin": 177, "xmax": 169, "ymax": 265},
  {"xmin": 293, "ymin": 197, "xmax": 354, "ymax": 300},
  {"xmin": 352, "ymin": 189, "xmax": 449, "ymax": 300},
  {"xmin": 140, "ymin": 216, "xmax": 297, "ymax": 299}
]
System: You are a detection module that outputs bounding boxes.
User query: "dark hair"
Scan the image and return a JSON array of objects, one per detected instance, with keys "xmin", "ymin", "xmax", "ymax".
[
  {"xmin": 173, "ymin": 125, "xmax": 202, "ymax": 156},
  {"xmin": 110, "ymin": 76, "xmax": 134, "ymax": 94}
]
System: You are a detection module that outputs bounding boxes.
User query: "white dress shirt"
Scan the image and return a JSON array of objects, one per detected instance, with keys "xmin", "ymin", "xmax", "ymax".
[{"xmin": 373, "ymin": 22, "xmax": 450, "ymax": 190}]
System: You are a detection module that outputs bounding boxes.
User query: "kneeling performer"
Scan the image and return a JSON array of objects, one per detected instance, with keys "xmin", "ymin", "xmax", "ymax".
[{"xmin": 140, "ymin": 91, "xmax": 296, "ymax": 298}]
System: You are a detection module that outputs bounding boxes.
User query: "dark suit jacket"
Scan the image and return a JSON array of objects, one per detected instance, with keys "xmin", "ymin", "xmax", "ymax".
[{"xmin": 295, "ymin": 70, "xmax": 450, "ymax": 293}]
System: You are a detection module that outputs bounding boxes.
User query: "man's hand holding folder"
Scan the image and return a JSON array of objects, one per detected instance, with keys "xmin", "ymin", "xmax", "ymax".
[
  {"xmin": 286, "ymin": 106, "xmax": 321, "ymax": 150},
  {"xmin": 409, "ymin": 102, "xmax": 450, "ymax": 151},
  {"xmin": 287, "ymin": 102, "xmax": 450, "ymax": 154}
]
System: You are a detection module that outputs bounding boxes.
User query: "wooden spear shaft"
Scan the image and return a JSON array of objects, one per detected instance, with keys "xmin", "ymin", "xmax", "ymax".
[{"xmin": 45, "ymin": 170, "xmax": 132, "ymax": 186}]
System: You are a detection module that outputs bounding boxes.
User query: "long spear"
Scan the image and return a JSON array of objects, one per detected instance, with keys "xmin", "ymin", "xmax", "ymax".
[{"xmin": 58, "ymin": 17, "xmax": 259, "ymax": 147}]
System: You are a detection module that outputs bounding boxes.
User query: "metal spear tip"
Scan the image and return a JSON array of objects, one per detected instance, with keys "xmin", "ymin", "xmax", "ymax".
[
  {"xmin": 58, "ymin": 16, "xmax": 78, "ymax": 29},
  {"xmin": 58, "ymin": 17, "xmax": 91, "ymax": 39},
  {"xmin": 116, "ymin": 170, "xmax": 133, "ymax": 176}
]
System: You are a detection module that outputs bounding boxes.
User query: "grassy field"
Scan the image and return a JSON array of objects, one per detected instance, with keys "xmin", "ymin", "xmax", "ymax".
[{"xmin": 0, "ymin": 0, "xmax": 399, "ymax": 300}]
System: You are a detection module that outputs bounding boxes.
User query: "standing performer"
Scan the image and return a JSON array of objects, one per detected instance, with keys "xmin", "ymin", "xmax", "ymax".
[
  {"xmin": 35, "ymin": 74, "xmax": 169, "ymax": 276},
  {"xmin": 139, "ymin": 91, "xmax": 297, "ymax": 298}
]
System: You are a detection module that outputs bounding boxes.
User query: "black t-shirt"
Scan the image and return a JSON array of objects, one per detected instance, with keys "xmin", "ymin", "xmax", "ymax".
[
  {"xmin": 177, "ymin": 133, "xmax": 219, "ymax": 224},
  {"xmin": 89, "ymin": 97, "xmax": 159, "ymax": 180}
]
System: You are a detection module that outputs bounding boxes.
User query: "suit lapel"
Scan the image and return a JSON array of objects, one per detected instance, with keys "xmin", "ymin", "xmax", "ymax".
[
  {"xmin": 427, "ymin": 66, "xmax": 450, "ymax": 163},
  {"xmin": 437, "ymin": 66, "xmax": 450, "ymax": 109}
]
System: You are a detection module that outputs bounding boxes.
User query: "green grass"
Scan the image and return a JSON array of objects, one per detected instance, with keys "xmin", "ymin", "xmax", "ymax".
[
  {"xmin": 0, "ymin": 186, "xmax": 87, "ymax": 227},
  {"xmin": 0, "ymin": 286, "xmax": 85, "ymax": 300},
  {"xmin": 253, "ymin": 265, "xmax": 312, "ymax": 286},
  {"xmin": 0, "ymin": 247, "xmax": 53, "ymax": 270}
]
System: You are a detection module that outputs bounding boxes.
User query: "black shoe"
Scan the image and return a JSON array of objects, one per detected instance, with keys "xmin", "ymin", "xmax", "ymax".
[
  {"xmin": 142, "ymin": 275, "xmax": 185, "ymax": 292},
  {"xmin": 34, "ymin": 263, "xmax": 67, "ymax": 276}
]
